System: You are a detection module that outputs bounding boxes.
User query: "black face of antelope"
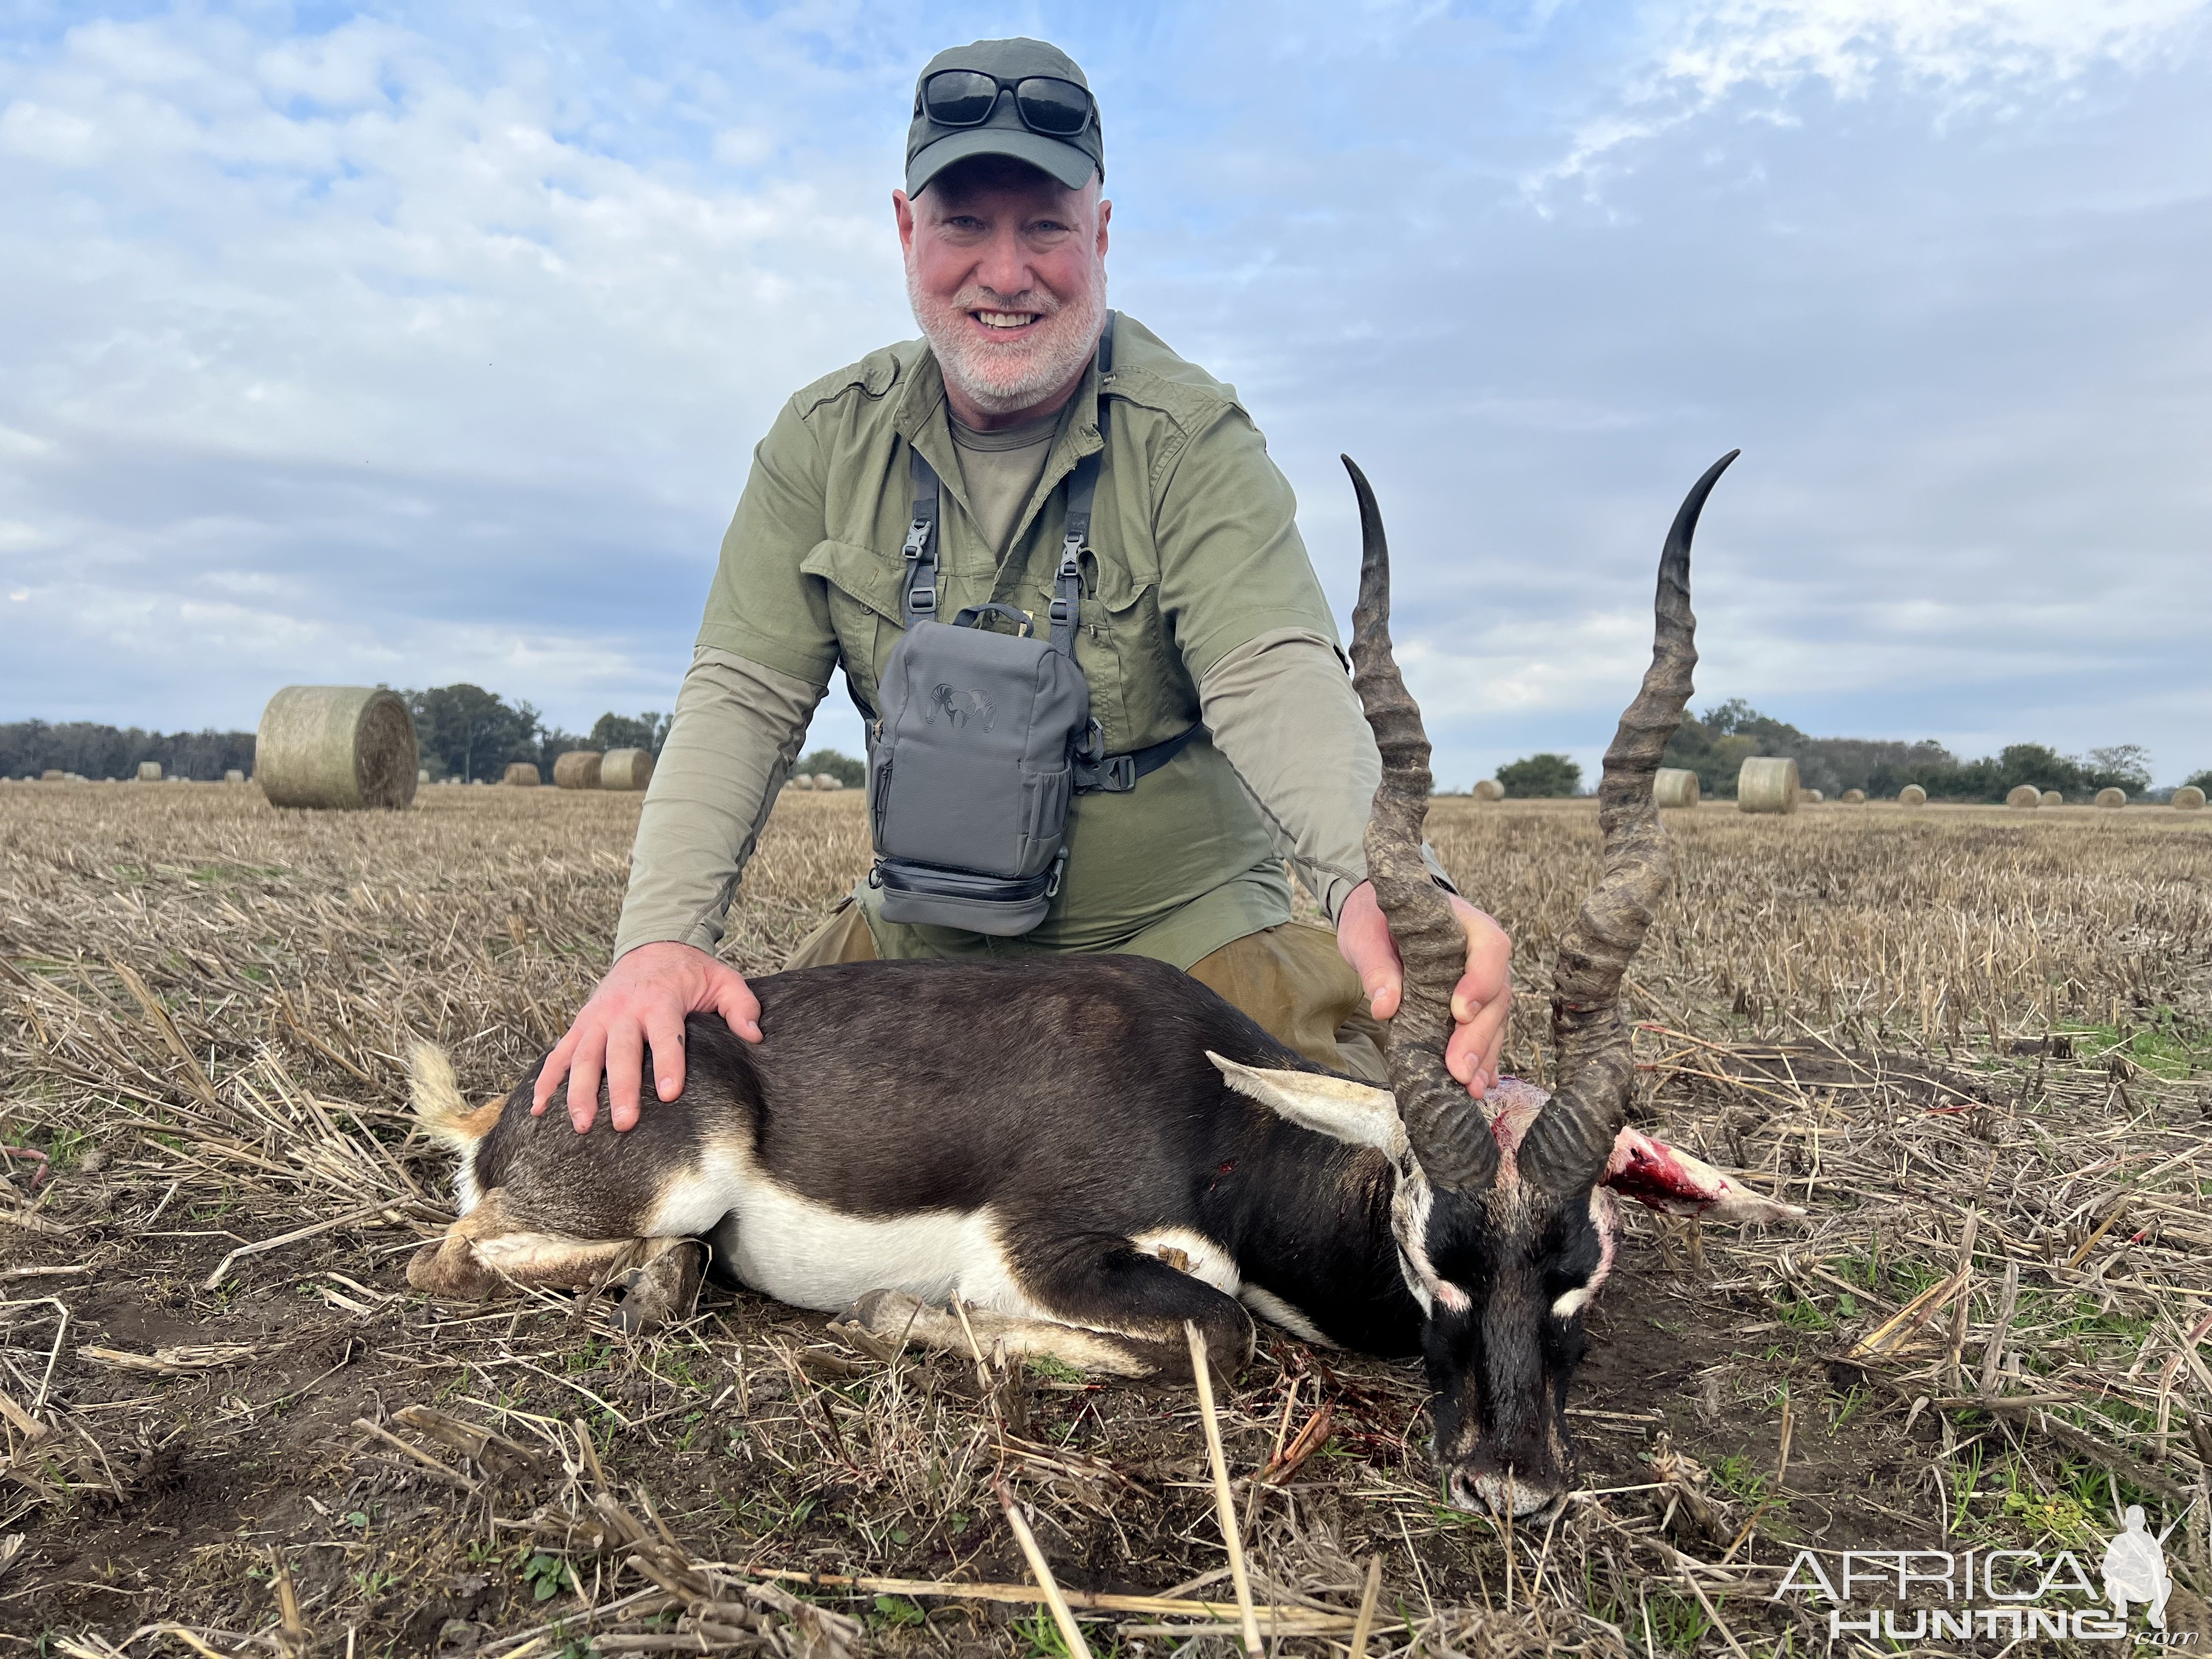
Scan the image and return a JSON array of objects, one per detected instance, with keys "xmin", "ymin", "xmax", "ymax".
[
  {"xmin": 1339, "ymin": 449, "xmax": 1745, "ymax": 1516},
  {"xmin": 405, "ymin": 446, "xmax": 1795, "ymax": 1519}
]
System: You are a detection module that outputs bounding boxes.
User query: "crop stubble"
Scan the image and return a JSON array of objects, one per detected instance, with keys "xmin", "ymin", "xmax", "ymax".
[{"xmin": 0, "ymin": 785, "xmax": 2207, "ymax": 1654}]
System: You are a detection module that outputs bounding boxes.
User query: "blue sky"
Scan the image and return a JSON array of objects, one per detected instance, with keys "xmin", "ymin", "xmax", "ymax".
[{"xmin": 2, "ymin": 0, "xmax": 2208, "ymax": 786}]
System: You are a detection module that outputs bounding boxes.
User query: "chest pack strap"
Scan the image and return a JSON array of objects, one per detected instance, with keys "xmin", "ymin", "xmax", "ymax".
[
  {"xmin": 1072, "ymin": 720, "xmax": 1204, "ymax": 793},
  {"xmin": 890, "ymin": 314, "xmax": 1197, "ymax": 793}
]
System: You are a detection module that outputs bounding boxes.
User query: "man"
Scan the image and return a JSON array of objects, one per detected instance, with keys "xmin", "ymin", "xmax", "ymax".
[{"xmin": 536, "ymin": 37, "xmax": 1510, "ymax": 1133}]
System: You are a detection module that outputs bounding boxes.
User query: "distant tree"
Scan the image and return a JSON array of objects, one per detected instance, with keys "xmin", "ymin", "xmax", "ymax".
[
  {"xmin": 1497, "ymin": 753, "xmax": 1582, "ymax": 798},
  {"xmin": 2085, "ymin": 744, "xmax": 2153, "ymax": 795},
  {"xmin": 2184, "ymin": 768, "xmax": 2212, "ymax": 794},
  {"xmin": 1990, "ymin": 743, "xmax": 2086, "ymax": 800},
  {"xmin": 589, "ymin": 710, "xmax": 671, "ymax": 754},
  {"xmin": 407, "ymin": 685, "xmax": 541, "ymax": 783},
  {"xmin": 797, "ymin": 748, "xmax": 865, "ymax": 788},
  {"xmin": 1663, "ymin": 699, "xmax": 1950, "ymax": 798}
]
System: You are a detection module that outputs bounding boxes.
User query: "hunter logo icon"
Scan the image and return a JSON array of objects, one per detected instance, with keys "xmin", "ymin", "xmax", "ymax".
[
  {"xmin": 2102, "ymin": 1505, "xmax": 2176, "ymax": 1629},
  {"xmin": 926, "ymin": 684, "xmax": 997, "ymax": 730}
]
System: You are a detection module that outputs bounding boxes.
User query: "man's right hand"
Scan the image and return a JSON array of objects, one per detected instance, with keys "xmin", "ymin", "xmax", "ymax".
[{"xmin": 531, "ymin": 941, "xmax": 763, "ymax": 1135}]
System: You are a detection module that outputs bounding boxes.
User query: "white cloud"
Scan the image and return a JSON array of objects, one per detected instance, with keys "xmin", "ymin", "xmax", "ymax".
[
  {"xmin": 1530, "ymin": 0, "xmax": 2212, "ymax": 193},
  {"xmin": 1661, "ymin": 0, "xmax": 2208, "ymax": 101}
]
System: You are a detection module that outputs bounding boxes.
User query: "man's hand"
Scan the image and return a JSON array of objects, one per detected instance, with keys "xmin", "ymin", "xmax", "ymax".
[
  {"xmin": 1335, "ymin": 881, "xmax": 1511, "ymax": 1097},
  {"xmin": 532, "ymin": 941, "xmax": 762, "ymax": 1135}
]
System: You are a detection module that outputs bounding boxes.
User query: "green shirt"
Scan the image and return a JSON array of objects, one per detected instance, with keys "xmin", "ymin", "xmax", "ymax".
[{"xmin": 689, "ymin": 315, "xmax": 1344, "ymax": 968}]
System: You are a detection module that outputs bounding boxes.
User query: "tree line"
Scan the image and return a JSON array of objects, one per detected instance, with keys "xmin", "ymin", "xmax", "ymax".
[
  {"xmin": 0, "ymin": 686, "xmax": 675, "ymax": 783},
  {"xmin": 0, "ymin": 723, "xmax": 257, "ymax": 782},
  {"xmin": 1491, "ymin": 700, "xmax": 2206, "ymax": 800}
]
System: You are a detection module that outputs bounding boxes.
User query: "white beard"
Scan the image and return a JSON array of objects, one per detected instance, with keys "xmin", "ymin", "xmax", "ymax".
[{"xmin": 907, "ymin": 260, "xmax": 1108, "ymax": 418}]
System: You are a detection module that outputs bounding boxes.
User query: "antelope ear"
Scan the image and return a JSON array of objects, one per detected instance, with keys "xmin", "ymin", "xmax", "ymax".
[
  {"xmin": 1207, "ymin": 1052, "xmax": 1407, "ymax": 1158},
  {"xmin": 1603, "ymin": 1127, "xmax": 1805, "ymax": 1224}
]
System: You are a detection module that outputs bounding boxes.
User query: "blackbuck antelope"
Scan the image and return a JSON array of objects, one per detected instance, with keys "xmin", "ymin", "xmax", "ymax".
[{"xmin": 408, "ymin": 450, "xmax": 1802, "ymax": 1516}]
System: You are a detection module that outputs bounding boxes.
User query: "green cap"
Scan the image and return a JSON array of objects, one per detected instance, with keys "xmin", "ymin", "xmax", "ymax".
[{"xmin": 905, "ymin": 37, "xmax": 1104, "ymax": 197}]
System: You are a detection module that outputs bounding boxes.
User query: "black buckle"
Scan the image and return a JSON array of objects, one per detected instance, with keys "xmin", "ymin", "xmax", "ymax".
[
  {"xmin": 1047, "ymin": 597, "xmax": 1070, "ymax": 623},
  {"xmin": 911, "ymin": 586, "xmax": 936, "ymax": 614},
  {"xmin": 1102, "ymin": 753, "xmax": 1137, "ymax": 791}
]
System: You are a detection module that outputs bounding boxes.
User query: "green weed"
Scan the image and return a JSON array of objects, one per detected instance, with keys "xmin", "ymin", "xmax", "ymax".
[{"xmin": 521, "ymin": 1553, "xmax": 574, "ymax": 1603}]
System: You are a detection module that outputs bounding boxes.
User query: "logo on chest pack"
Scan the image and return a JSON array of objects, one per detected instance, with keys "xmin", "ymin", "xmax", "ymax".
[{"xmin": 926, "ymin": 684, "xmax": 998, "ymax": 731}]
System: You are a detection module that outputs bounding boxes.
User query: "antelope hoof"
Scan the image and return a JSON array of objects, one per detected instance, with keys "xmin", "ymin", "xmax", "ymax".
[
  {"xmin": 840, "ymin": 1288, "xmax": 932, "ymax": 1345},
  {"xmin": 607, "ymin": 1242, "xmax": 706, "ymax": 1334}
]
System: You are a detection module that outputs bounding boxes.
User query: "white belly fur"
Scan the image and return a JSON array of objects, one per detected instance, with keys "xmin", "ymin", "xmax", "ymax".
[
  {"xmin": 654, "ymin": 1146, "xmax": 1051, "ymax": 1318},
  {"xmin": 649, "ymin": 1151, "xmax": 1331, "ymax": 1341}
]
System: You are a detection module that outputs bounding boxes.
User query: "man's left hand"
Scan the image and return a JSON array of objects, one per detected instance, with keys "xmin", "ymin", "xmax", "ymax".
[{"xmin": 1336, "ymin": 880, "xmax": 1511, "ymax": 1097}]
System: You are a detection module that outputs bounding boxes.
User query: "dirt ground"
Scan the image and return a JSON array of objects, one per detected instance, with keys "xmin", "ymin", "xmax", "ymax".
[{"xmin": 1, "ymin": 783, "xmax": 2208, "ymax": 1655}]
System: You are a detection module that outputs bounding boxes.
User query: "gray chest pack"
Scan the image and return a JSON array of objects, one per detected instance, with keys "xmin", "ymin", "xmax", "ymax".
[{"xmin": 865, "ymin": 315, "xmax": 1197, "ymax": 935}]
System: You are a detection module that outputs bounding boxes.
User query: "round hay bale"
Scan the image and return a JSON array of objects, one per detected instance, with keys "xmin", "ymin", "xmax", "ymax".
[
  {"xmin": 416, "ymin": 768, "xmax": 430, "ymax": 785},
  {"xmin": 812, "ymin": 773, "xmax": 844, "ymax": 792},
  {"xmin": 1898, "ymin": 784, "xmax": 1927, "ymax": 806},
  {"xmin": 1799, "ymin": 788, "xmax": 1824, "ymax": 804},
  {"xmin": 223, "ymin": 768, "xmax": 245, "ymax": 785},
  {"xmin": 136, "ymin": 761, "xmax": 163, "ymax": 782},
  {"xmin": 2006, "ymin": 784, "xmax": 2042, "ymax": 809},
  {"xmin": 503, "ymin": 762, "xmax": 541, "ymax": 787},
  {"xmin": 2094, "ymin": 787, "xmax": 2126, "ymax": 809},
  {"xmin": 602, "ymin": 748, "xmax": 656, "ymax": 792},
  {"xmin": 2039, "ymin": 789, "xmax": 2063, "ymax": 808},
  {"xmin": 1840, "ymin": 787, "xmax": 1866, "ymax": 804},
  {"xmin": 785, "ymin": 773, "xmax": 815, "ymax": 791},
  {"xmin": 1654, "ymin": 768, "xmax": 1700, "ymax": 809},
  {"xmin": 256, "ymin": 686, "xmax": 419, "ymax": 810},
  {"xmin": 40, "ymin": 769, "xmax": 64, "ymax": 782},
  {"xmin": 1472, "ymin": 778, "xmax": 1506, "ymax": 802},
  {"xmin": 1737, "ymin": 757, "xmax": 1799, "ymax": 814},
  {"xmin": 2175, "ymin": 786, "xmax": 2207, "ymax": 811},
  {"xmin": 553, "ymin": 751, "xmax": 603, "ymax": 791}
]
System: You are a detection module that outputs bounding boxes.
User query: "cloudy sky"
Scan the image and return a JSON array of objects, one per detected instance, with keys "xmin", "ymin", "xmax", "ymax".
[{"xmin": 3, "ymin": 0, "xmax": 2207, "ymax": 786}]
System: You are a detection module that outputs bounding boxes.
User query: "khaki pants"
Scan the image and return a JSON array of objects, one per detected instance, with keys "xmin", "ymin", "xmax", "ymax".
[{"xmin": 784, "ymin": 902, "xmax": 1388, "ymax": 1082}]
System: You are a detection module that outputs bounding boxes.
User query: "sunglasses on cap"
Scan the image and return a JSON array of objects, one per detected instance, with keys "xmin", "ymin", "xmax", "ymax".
[{"xmin": 920, "ymin": 70, "xmax": 1094, "ymax": 138}]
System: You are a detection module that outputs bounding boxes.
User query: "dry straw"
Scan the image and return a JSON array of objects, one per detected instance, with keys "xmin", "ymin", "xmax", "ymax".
[
  {"xmin": 1898, "ymin": 783, "xmax": 1927, "ymax": 805},
  {"xmin": 256, "ymin": 685, "xmax": 418, "ymax": 810},
  {"xmin": 602, "ymin": 747, "xmax": 656, "ymax": 792},
  {"xmin": 2006, "ymin": 784, "xmax": 2042, "ymax": 809},
  {"xmin": 501, "ymin": 762, "xmax": 541, "ymax": 788},
  {"xmin": 1472, "ymin": 778, "xmax": 1506, "ymax": 802},
  {"xmin": 134, "ymin": 761, "xmax": 163, "ymax": 782},
  {"xmin": 1654, "ymin": 767, "xmax": 1700, "ymax": 809},
  {"xmin": 1736, "ymin": 755, "xmax": 1798, "ymax": 814},
  {"xmin": 2096, "ymin": 787, "xmax": 2126, "ymax": 809},
  {"xmin": 553, "ymin": 751, "xmax": 603, "ymax": 791}
]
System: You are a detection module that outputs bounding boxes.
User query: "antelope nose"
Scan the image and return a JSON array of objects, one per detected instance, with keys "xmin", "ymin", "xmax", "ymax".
[{"xmin": 1451, "ymin": 1468, "xmax": 1564, "ymax": 1519}]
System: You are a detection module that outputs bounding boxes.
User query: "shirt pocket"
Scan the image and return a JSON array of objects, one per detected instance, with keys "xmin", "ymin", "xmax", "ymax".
[
  {"xmin": 1084, "ymin": 559, "xmax": 1190, "ymax": 754},
  {"xmin": 800, "ymin": 539, "xmax": 904, "ymax": 720}
]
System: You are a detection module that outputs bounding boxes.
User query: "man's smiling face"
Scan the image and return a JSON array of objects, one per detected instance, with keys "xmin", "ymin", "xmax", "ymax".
[{"xmin": 896, "ymin": 156, "xmax": 1110, "ymax": 426}]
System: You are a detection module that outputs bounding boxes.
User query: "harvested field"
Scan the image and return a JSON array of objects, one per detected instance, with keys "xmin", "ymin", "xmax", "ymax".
[{"xmin": 2, "ymin": 785, "xmax": 2210, "ymax": 1654}]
